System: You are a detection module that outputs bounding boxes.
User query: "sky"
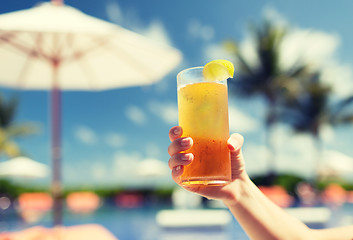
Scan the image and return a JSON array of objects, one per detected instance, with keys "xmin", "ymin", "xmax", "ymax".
[{"xmin": 1, "ymin": 0, "xmax": 353, "ymax": 188}]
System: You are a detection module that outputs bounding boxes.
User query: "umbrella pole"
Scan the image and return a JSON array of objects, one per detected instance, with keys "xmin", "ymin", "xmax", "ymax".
[{"xmin": 51, "ymin": 65, "xmax": 62, "ymax": 226}]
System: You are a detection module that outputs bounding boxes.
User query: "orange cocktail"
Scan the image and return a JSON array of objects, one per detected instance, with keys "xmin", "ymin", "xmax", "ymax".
[{"xmin": 177, "ymin": 66, "xmax": 231, "ymax": 186}]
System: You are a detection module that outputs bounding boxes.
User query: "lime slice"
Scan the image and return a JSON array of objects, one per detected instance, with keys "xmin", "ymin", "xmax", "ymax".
[{"xmin": 203, "ymin": 59, "xmax": 234, "ymax": 81}]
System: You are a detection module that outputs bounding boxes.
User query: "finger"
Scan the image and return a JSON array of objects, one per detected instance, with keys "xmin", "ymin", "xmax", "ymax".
[
  {"xmin": 168, "ymin": 137, "xmax": 193, "ymax": 156},
  {"xmin": 171, "ymin": 165, "xmax": 184, "ymax": 184},
  {"xmin": 168, "ymin": 153, "xmax": 193, "ymax": 169},
  {"xmin": 169, "ymin": 126, "xmax": 183, "ymax": 142},
  {"xmin": 228, "ymin": 133, "xmax": 245, "ymax": 178},
  {"xmin": 227, "ymin": 133, "xmax": 244, "ymax": 153}
]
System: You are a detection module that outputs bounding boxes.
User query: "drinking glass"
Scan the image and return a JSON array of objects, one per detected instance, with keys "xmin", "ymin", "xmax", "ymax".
[{"xmin": 177, "ymin": 66, "xmax": 231, "ymax": 186}]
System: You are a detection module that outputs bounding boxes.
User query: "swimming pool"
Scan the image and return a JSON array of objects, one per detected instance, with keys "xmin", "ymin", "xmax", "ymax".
[
  {"xmin": 1, "ymin": 201, "xmax": 248, "ymax": 240},
  {"xmin": 2, "ymin": 202, "xmax": 353, "ymax": 240}
]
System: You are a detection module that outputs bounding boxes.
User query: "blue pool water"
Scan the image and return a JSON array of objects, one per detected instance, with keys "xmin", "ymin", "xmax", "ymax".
[
  {"xmin": 1, "ymin": 202, "xmax": 248, "ymax": 240},
  {"xmin": 2, "ymin": 203, "xmax": 353, "ymax": 240}
]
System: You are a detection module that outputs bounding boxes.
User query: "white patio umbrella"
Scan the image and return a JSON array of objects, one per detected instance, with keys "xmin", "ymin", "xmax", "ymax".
[
  {"xmin": 0, "ymin": 0, "xmax": 182, "ymax": 226},
  {"xmin": 0, "ymin": 156, "xmax": 49, "ymax": 178}
]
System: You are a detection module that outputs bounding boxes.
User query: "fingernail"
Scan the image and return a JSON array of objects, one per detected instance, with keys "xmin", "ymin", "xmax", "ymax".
[
  {"xmin": 228, "ymin": 142, "xmax": 236, "ymax": 152},
  {"xmin": 180, "ymin": 138, "xmax": 191, "ymax": 146},
  {"xmin": 182, "ymin": 153, "xmax": 192, "ymax": 161},
  {"xmin": 173, "ymin": 127, "xmax": 181, "ymax": 135},
  {"xmin": 175, "ymin": 166, "xmax": 181, "ymax": 172}
]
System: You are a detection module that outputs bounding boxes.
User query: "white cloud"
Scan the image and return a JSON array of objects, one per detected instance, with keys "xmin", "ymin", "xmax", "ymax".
[
  {"xmin": 106, "ymin": 1, "xmax": 173, "ymax": 48},
  {"xmin": 269, "ymin": 123, "xmax": 293, "ymax": 147},
  {"xmin": 319, "ymin": 124, "xmax": 336, "ymax": 144},
  {"xmin": 321, "ymin": 63, "xmax": 353, "ymax": 98},
  {"xmin": 144, "ymin": 142, "xmax": 161, "ymax": 158},
  {"xmin": 187, "ymin": 19, "xmax": 215, "ymax": 41},
  {"xmin": 271, "ymin": 125, "xmax": 317, "ymax": 177},
  {"xmin": 63, "ymin": 158, "xmax": 102, "ymax": 185},
  {"xmin": 278, "ymin": 25, "xmax": 353, "ymax": 98},
  {"xmin": 203, "ymin": 43, "xmax": 234, "ymax": 63},
  {"xmin": 236, "ymin": 35, "xmax": 261, "ymax": 70},
  {"xmin": 112, "ymin": 150, "xmax": 172, "ymax": 186},
  {"xmin": 245, "ymin": 135, "xmax": 317, "ymax": 178},
  {"xmin": 135, "ymin": 158, "xmax": 169, "ymax": 178},
  {"xmin": 244, "ymin": 144, "xmax": 272, "ymax": 176},
  {"xmin": 125, "ymin": 105, "xmax": 147, "ymax": 125},
  {"xmin": 203, "ymin": 34, "xmax": 260, "ymax": 70},
  {"xmin": 204, "ymin": 7, "xmax": 353, "ymax": 98},
  {"xmin": 243, "ymin": 124, "xmax": 321, "ymax": 178},
  {"xmin": 228, "ymin": 103, "xmax": 260, "ymax": 133},
  {"xmin": 148, "ymin": 100, "xmax": 178, "ymax": 125},
  {"xmin": 74, "ymin": 126, "xmax": 97, "ymax": 145},
  {"xmin": 279, "ymin": 29, "xmax": 340, "ymax": 71},
  {"xmin": 105, "ymin": 133, "xmax": 126, "ymax": 148},
  {"xmin": 276, "ymin": 134, "xmax": 316, "ymax": 178},
  {"xmin": 139, "ymin": 20, "xmax": 173, "ymax": 47},
  {"xmin": 263, "ymin": 6, "xmax": 287, "ymax": 25},
  {"xmin": 91, "ymin": 162, "xmax": 107, "ymax": 180},
  {"xmin": 106, "ymin": 1, "xmax": 123, "ymax": 25},
  {"xmin": 113, "ymin": 150, "xmax": 143, "ymax": 178}
]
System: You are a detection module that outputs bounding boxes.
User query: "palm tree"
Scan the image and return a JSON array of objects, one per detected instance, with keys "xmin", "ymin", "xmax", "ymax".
[
  {"xmin": 280, "ymin": 71, "xmax": 353, "ymax": 180},
  {"xmin": 225, "ymin": 19, "xmax": 311, "ymax": 177},
  {"xmin": 0, "ymin": 94, "xmax": 38, "ymax": 158},
  {"xmin": 280, "ymin": 72, "xmax": 330, "ymax": 147}
]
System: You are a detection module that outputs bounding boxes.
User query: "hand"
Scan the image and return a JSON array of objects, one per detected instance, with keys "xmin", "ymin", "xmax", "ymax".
[{"xmin": 168, "ymin": 126, "xmax": 247, "ymax": 203}]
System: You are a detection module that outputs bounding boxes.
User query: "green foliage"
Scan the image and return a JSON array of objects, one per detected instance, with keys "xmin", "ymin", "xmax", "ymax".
[
  {"xmin": 273, "ymin": 174, "xmax": 306, "ymax": 195},
  {"xmin": 0, "ymin": 179, "xmax": 48, "ymax": 198},
  {"xmin": 64, "ymin": 186, "xmax": 125, "ymax": 198},
  {"xmin": 252, "ymin": 173, "xmax": 305, "ymax": 195},
  {"xmin": 316, "ymin": 179, "xmax": 353, "ymax": 191},
  {"xmin": 153, "ymin": 187, "xmax": 174, "ymax": 197},
  {"xmin": 0, "ymin": 179, "xmax": 19, "ymax": 197},
  {"xmin": 0, "ymin": 94, "xmax": 39, "ymax": 158},
  {"xmin": 0, "ymin": 179, "xmax": 176, "ymax": 202}
]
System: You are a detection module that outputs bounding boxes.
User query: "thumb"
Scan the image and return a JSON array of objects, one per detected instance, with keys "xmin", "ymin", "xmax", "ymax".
[
  {"xmin": 227, "ymin": 133, "xmax": 245, "ymax": 179},
  {"xmin": 227, "ymin": 133, "xmax": 244, "ymax": 153}
]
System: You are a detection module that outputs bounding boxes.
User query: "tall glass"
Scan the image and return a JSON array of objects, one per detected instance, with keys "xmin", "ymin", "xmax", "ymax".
[{"xmin": 177, "ymin": 66, "xmax": 231, "ymax": 186}]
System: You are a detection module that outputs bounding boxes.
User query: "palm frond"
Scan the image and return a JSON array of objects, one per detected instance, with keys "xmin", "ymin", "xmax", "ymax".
[
  {"xmin": 331, "ymin": 95, "xmax": 353, "ymax": 116},
  {"xmin": 5, "ymin": 123, "xmax": 39, "ymax": 138},
  {"xmin": 223, "ymin": 40, "xmax": 255, "ymax": 75},
  {"xmin": 3, "ymin": 141, "xmax": 20, "ymax": 157},
  {"xmin": 0, "ymin": 96, "xmax": 19, "ymax": 128}
]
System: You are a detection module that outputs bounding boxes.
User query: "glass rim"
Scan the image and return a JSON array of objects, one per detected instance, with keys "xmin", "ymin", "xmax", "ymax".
[
  {"xmin": 177, "ymin": 66, "xmax": 228, "ymax": 88},
  {"xmin": 176, "ymin": 66, "xmax": 203, "ymax": 79}
]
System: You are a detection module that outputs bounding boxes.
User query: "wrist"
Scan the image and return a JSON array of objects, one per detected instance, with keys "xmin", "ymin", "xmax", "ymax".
[{"xmin": 222, "ymin": 172, "xmax": 251, "ymax": 207}]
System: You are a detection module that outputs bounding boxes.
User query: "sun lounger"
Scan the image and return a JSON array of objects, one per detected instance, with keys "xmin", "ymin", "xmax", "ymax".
[
  {"xmin": 156, "ymin": 209, "xmax": 232, "ymax": 230},
  {"xmin": 285, "ymin": 207, "xmax": 331, "ymax": 226}
]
